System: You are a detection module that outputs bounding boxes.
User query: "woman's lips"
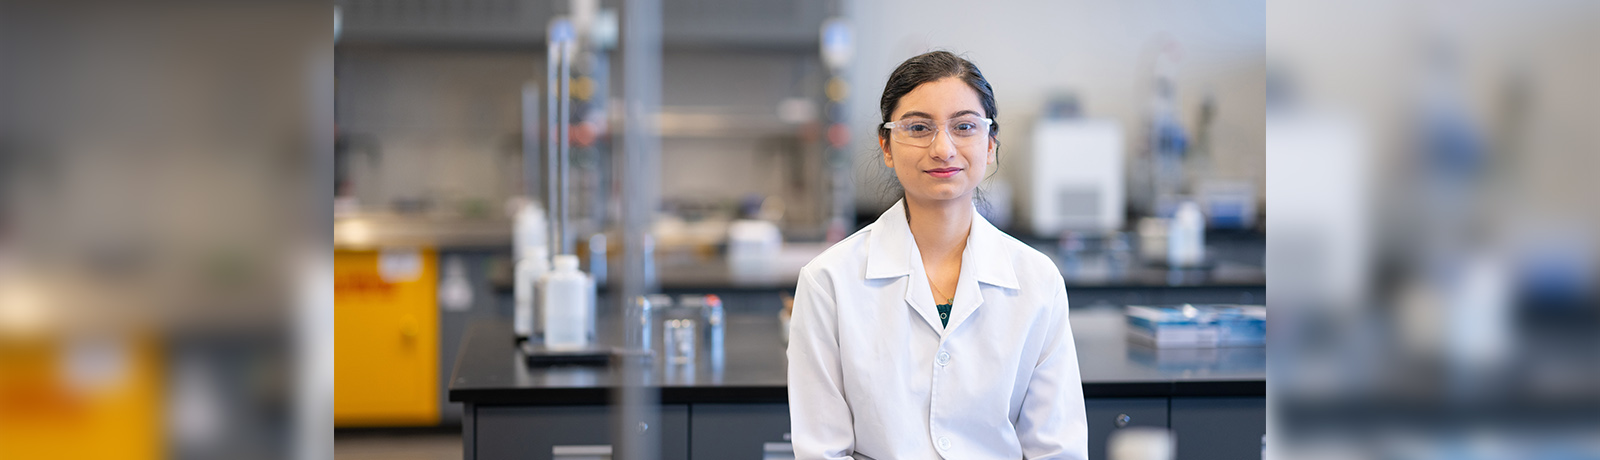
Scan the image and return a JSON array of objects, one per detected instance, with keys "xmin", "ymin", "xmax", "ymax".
[{"xmin": 926, "ymin": 167, "xmax": 962, "ymax": 178}]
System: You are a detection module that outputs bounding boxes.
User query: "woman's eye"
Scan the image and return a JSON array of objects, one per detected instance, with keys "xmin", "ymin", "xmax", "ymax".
[
  {"xmin": 954, "ymin": 123, "xmax": 976, "ymax": 132},
  {"xmin": 907, "ymin": 123, "xmax": 934, "ymax": 132}
]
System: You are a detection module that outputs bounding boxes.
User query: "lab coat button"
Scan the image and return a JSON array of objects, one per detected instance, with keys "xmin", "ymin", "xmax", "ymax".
[
  {"xmin": 936, "ymin": 351, "xmax": 950, "ymax": 365},
  {"xmin": 937, "ymin": 436, "xmax": 951, "ymax": 450}
]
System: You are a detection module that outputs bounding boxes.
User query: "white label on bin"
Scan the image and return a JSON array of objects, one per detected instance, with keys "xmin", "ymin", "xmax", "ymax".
[{"xmin": 378, "ymin": 249, "xmax": 422, "ymax": 283}]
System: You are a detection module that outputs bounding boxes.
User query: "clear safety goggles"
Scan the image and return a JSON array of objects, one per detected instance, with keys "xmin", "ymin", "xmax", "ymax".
[{"xmin": 882, "ymin": 115, "xmax": 993, "ymax": 148}]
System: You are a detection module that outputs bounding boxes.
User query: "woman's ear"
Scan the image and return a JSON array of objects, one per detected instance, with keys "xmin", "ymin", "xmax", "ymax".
[
  {"xmin": 880, "ymin": 136, "xmax": 893, "ymax": 167},
  {"xmin": 987, "ymin": 137, "xmax": 997, "ymax": 164}
]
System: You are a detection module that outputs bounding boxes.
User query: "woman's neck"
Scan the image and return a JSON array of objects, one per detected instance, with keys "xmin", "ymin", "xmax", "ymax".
[{"xmin": 904, "ymin": 196, "xmax": 973, "ymax": 263}]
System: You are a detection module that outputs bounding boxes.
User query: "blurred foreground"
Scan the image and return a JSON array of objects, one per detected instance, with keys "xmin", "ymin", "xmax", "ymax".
[
  {"xmin": 1269, "ymin": 0, "xmax": 1600, "ymax": 458},
  {"xmin": 1, "ymin": 1, "xmax": 330, "ymax": 459}
]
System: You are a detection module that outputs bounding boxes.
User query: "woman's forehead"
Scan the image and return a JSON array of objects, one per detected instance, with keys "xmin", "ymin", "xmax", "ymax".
[{"xmin": 894, "ymin": 77, "xmax": 983, "ymax": 119}]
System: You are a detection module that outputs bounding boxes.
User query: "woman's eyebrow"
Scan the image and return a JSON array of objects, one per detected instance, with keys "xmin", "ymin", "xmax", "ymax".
[
  {"xmin": 899, "ymin": 111, "xmax": 933, "ymax": 120},
  {"xmin": 898, "ymin": 110, "xmax": 981, "ymax": 120}
]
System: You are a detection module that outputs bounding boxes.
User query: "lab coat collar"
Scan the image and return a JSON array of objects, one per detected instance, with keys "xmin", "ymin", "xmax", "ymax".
[
  {"xmin": 864, "ymin": 199, "xmax": 1021, "ymax": 334},
  {"xmin": 864, "ymin": 199, "xmax": 1020, "ymax": 288}
]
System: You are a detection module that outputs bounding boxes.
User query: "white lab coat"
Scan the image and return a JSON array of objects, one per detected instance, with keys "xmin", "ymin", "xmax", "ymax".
[{"xmin": 787, "ymin": 200, "xmax": 1088, "ymax": 460}]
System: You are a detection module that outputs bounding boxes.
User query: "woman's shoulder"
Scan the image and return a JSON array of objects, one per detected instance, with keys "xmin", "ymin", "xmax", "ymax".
[
  {"xmin": 987, "ymin": 228, "xmax": 1067, "ymax": 288},
  {"xmin": 798, "ymin": 224, "xmax": 875, "ymax": 280}
]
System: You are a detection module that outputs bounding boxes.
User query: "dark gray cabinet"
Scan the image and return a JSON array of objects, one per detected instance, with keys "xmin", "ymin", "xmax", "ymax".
[
  {"xmin": 689, "ymin": 403, "xmax": 792, "ymax": 460},
  {"xmin": 473, "ymin": 404, "xmax": 690, "ymax": 460},
  {"xmin": 1085, "ymin": 398, "xmax": 1170, "ymax": 460},
  {"xmin": 1170, "ymin": 397, "xmax": 1265, "ymax": 460},
  {"xmin": 463, "ymin": 399, "xmax": 1268, "ymax": 460}
]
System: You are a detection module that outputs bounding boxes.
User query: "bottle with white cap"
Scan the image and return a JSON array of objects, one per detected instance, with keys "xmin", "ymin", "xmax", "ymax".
[
  {"xmin": 514, "ymin": 248, "xmax": 549, "ymax": 341},
  {"xmin": 1109, "ymin": 427, "xmax": 1175, "ymax": 460},
  {"xmin": 542, "ymin": 254, "xmax": 592, "ymax": 350},
  {"xmin": 513, "ymin": 202, "xmax": 549, "ymax": 341}
]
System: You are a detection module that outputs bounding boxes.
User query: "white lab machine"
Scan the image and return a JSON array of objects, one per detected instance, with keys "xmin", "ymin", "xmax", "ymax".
[
  {"xmin": 727, "ymin": 219, "xmax": 783, "ymax": 285},
  {"xmin": 1029, "ymin": 119, "xmax": 1125, "ymax": 237}
]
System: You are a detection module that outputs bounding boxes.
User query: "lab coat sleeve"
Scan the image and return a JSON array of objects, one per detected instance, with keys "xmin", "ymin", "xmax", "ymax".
[
  {"xmin": 786, "ymin": 266, "xmax": 856, "ymax": 460},
  {"xmin": 1016, "ymin": 285, "xmax": 1089, "ymax": 460}
]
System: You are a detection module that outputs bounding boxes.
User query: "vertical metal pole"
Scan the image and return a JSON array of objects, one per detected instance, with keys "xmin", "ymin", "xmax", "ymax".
[
  {"xmin": 546, "ymin": 27, "xmax": 561, "ymax": 257},
  {"xmin": 616, "ymin": 0, "xmax": 661, "ymax": 458},
  {"xmin": 820, "ymin": 14, "xmax": 856, "ymax": 239},
  {"xmin": 304, "ymin": 28, "xmax": 336, "ymax": 460},
  {"xmin": 558, "ymin": 37, "xmax": 573, "ymax": 255},
  {"xmin": 522, "ymin": 82, "xmax": 541, "ymax": 200}
]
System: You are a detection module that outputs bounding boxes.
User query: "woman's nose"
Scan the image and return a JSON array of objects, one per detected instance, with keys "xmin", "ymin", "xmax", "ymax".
[{"xmin": 930, "ymin": 128, "xmax": 959, "ymax": 160}]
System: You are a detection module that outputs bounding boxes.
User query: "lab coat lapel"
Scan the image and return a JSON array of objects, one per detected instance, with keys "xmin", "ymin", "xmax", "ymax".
[
  {"xmin": 863, "ymin": 200, "xmax": 945, "ymax": 333},
  {"xmin": 904, "ymin": 263, "xmax": 945, "ymax": 334},
  {"xmin": 944, "ymin": 207, "xmax": 1020, "ymax": 333}
]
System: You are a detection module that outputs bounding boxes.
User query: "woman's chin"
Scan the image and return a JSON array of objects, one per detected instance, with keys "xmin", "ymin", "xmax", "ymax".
[{"xmin": 909, "ymin": 186, "xmax": 973, "ymax": 204}]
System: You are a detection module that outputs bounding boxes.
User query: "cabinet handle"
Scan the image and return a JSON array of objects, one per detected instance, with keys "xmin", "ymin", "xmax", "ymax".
[
  {"xmin": 763, "ymin": 442, "xmax": 794, "ymax": 460},
  {"xmin": 553, "ymin": 444, "xmax": 611, "ymax": 460},
  {"xmin": 399, "ymin": 314, "xmax": 419, "ymax": 340},
  {"xmin": 1115, "ymin": 413, "xmax": 1132, "ymax": 428}
]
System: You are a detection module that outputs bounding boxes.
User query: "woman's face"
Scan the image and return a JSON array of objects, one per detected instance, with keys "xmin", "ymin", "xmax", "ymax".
[{"xmin": 880, "ymin": 76, "xmax": 996, "ymax": 206}]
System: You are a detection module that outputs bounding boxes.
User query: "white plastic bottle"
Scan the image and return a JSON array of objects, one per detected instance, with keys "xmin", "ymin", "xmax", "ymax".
[
  {"xmin": 1168, "ymin": 200, "xmax": 1206, "ymax": 267},
  {"xmin": 1109, "ymin": 427, "xmax": 1174, "ymax": 460},
  {"xmin": 542, "ymin": 255, "xmax": 591, "ymax": 350},
  {"xmin": 439, "ymin": 256, "xmax": 474, "ymax": 312},
  {"xmin": 513, "ymin": 202, "xmax": 549, "ymax": 341},
  {"xmin": 513, "ymin": 248, "xmax": 548, "ymax": 340}
]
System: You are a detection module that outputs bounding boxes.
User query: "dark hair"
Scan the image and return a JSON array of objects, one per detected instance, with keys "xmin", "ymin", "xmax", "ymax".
[{"xmin": 875, "ymin": 51, "xmax": 1001, "ymax": 205}]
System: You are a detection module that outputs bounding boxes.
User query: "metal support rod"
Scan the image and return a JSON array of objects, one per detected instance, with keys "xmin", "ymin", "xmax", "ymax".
[
  {"xmin": 545, "ymin": 21, "xmax": 568, "ymax": 258},
  {"xmin": 615, "ymin": 0, "xmax": 662, "ymax": 458},
  {"xmin": 521, "ymin": 82, "xmax": 540, "ymax": 199},
  {"xmin": 557, "ymin": 33, "xmax": 573, "ymax": 255}
]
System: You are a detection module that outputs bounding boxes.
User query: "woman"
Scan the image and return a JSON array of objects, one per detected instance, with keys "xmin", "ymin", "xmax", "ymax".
[{"xmin": 787, "ymin": 51, "xmax": 1088, "ymax": 459}]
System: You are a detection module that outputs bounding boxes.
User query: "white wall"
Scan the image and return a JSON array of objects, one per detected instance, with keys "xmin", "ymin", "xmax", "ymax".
[{"xmin": 844, "ymin": 0, "xmax": 1265, "ymax": 226}]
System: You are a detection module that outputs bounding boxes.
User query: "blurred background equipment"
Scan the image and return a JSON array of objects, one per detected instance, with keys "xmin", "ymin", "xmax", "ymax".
[
  {"xmin": 1028, "ymin": 94, "xmax": 1126, "ymax": 236},
  {"xmin": 327, "ymin": 0, "xmax": 1268, "ymax": 459}
]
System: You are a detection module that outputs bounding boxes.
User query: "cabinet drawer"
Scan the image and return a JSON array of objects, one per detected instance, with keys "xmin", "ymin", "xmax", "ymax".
[
  {"xmin": 474, "ymin": 405, "xmax": 689, "ymax": 460},
  {"xmin": 1171, "ymin": 397, "xmax": 1265, "ymax": 460},
  {"xmin": 1085, "ymin": 397, "xmax": 1169, "ymax": 460},
  {"xmin": 690, "ymin": 403, "xmax": 793, "ymax": 460}
]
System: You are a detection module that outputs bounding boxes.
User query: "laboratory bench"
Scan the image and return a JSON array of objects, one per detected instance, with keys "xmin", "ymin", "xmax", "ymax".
[
  {"xmin": 332, "ymin": 214, "xmax": 1265, "ymax": 457},
  {"xmin": 333, "ymin": 215, "xmax": 1263, "ymax": 437},
  {"xmin": 448, "ymin": 307, "xmax": 1264, "ymax": 460}
]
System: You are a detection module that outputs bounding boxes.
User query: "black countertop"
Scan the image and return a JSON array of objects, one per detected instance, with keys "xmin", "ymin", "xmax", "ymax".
[
  {"xmin": 448, "ymin": 307, "xmax": 1264, "ymax": 405},
  {"xmin": 653, "ymin": 234, "xmax": 1266, "ymax": 291}
]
